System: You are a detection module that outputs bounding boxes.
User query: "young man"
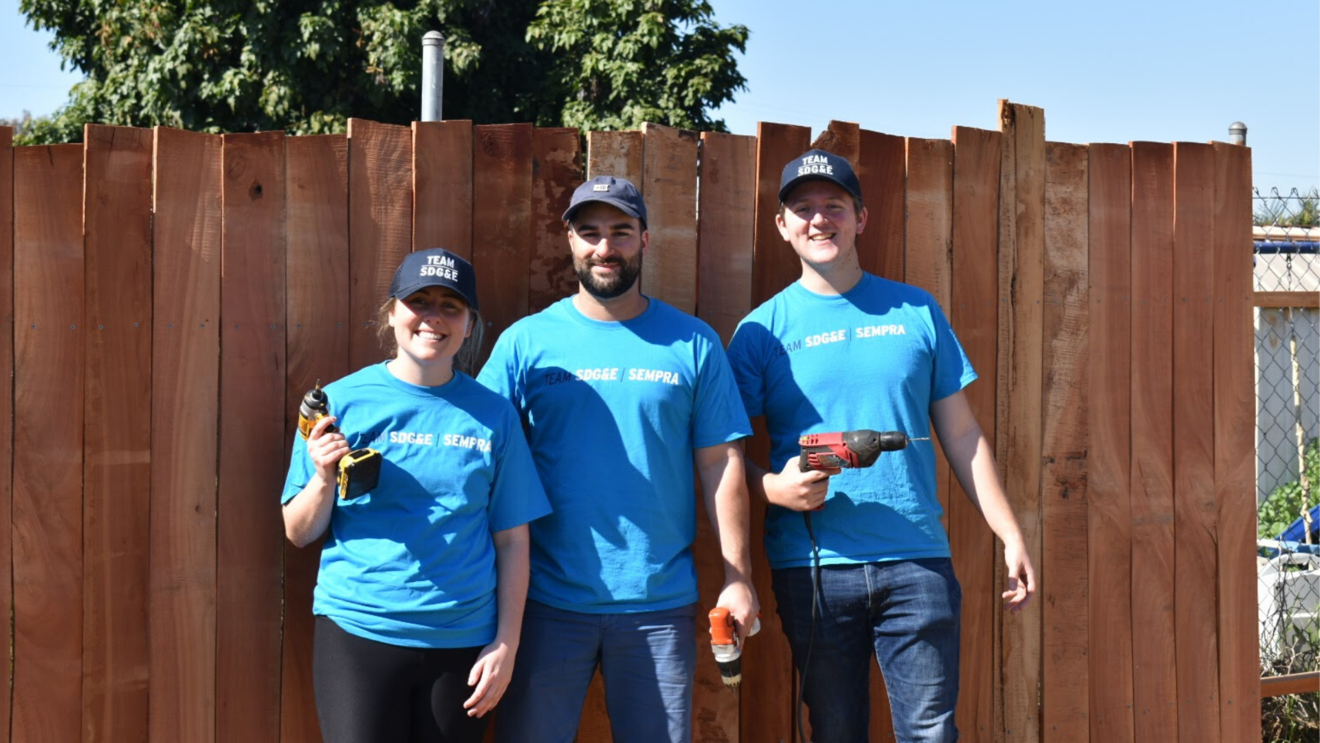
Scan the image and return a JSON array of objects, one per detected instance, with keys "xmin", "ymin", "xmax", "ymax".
[
  {"xmin": 726, "ymin": 149, "xmax": 1035, "ymax": 742},
  {"xmin": 477, "ymin": 175, "xmax": 759, "ymax": 743}
]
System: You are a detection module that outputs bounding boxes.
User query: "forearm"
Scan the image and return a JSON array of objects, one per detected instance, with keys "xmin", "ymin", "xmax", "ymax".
[
  {"xmin": 491, "ymin": 526, "xmax": 530, "ymax": 648},
  {"xmin": 943, "ymin": 429, "xmax": 1025, "ymax": 548},
  {"xmin": 283, "ymin": 472, "xmax": 337, "ymax": 547},
  {"xmin": 698, "ymin": 443, "xmax": 754, "ymax": 581},
  {"xmin": 743, "ymin": 450, "xmax": 773, "ymax": 506}
]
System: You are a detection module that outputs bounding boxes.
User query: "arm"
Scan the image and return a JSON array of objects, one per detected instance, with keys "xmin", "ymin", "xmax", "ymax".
[
  {"xmin": 464, "ymin": 524, "xmax": 530, "ymax": 718},
  {"xmin": 742, "ymin": 419, "xmax": 839, "ymax": 512},
  {"xmin": 930, "ymin": 390, "xmax": 1035, "ymax": 612},
  {"xmin": 282, "ymin": 416, "xmax": 349, "ymax": 548},
  {"xmin": 695, "ymin": 441, "xmax": 761, "ymax": 638}
]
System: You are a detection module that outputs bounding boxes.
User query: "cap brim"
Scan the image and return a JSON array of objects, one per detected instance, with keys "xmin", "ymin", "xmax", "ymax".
[
  {"xmin": 391, "ymin": 280, "xmax": 479, "ymax": 312},
  {"xmin": 778, "ymin": 174, "xmax": 862, "ymax": 204},
  {"xmin": 562, "ymin": 196, "xmax": 644, "ymax": 223}
]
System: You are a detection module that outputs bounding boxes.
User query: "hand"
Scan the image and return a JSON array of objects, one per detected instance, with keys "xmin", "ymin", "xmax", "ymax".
[
  {"xmin": 306, "ymin": 416, "xmax": 349, "ymax": 482},
  {"xmin": 463, "ymin": 639, "xmax": 515, "ymax": 718},
  {"xmin": 763, "ymin": 456, "xmax": 840, "ymax": 511},
  {"xmin": 1001, "ymin": 539, "xmax": 1036, "ymax": 614},
  {"xmin": 716, "ymin": 578, "xmax": 760, "ymax": 641}
]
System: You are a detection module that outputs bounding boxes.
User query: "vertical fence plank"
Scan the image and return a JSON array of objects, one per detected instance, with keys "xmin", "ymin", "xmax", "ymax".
[
  {"xmin": 691, "ymin": 130, "xmax": 756, "ymax": 743},
  {"xmin": 151, "ymin": 127, "xmax": 222, "ymax": 743},
  {"xmin": 586, "ymin": 130, "xmax": 643, "ymax": 183},
  {"xmin": 218, "ymin": 131, "xmax": 287, "ymax": 743},
  {"xmin": 1171, "ymin": 142, "xmax": 1221, "ymax": 743},
  {"xmin": 747, "ymin": 121, "xmax": 811, "ymax": 743},
  {"xmin": 1212, "ymin": 141, "xmax": 1259, "ymax": 741},
  {"xmin": 904, "ymin": 138, "xmax": 954, "ymax": 526},
  {"xmin": 856, "ymin": 129, "xmax": 906, "ymax": 283},
  {"xmin": 1130, "ymin": 141, "xmax": 1177, "ymax": 743},
  {"xmin": 0, "ymin": 127, "xmax": 12, "ymax": 743},
  {"xmin": 348, "ymin": 119, "xmax": 412, "ymax": 370},
  {"xmin": 949, "ymin": 126, "xmax": 1001, "ymax": 743},
  {"xmin": 812, "ymin": 119, "xmax": 859, "ymax": 163},
  {"xmin": 529, "ymin": 128, "xmax": 581, "ymax": 314},
  {"xmin": 83, "ymin": 124, "xmax": 153, "ymax": 743},
  {"xmin": 12, "ymin": 143, "xmax": 84, "ymax": 743},
  {"xmin": 282, "ymin": 134, "xmax": 349, "ymax": 743},
  {"xmin": 640, "ymin": 123, "xmax": 699, "ymax": 313},
  {"xmin": 999, "ymin": 101, "xmax": 1045, "ymax": 742},
  {"xmin": 1086, "ymin": 142, "xmax": 1136, "ymax": 743},
  {"xmin": 472, "ymin": 124, "xmax": 533, "ymax": 364},
  {"xmin": 413, "ymin": 120, "xmax": 474, "ymax": 259},
  {"xmin": 1040, "ymin": 141, "xmax": 1089, "ymax": 742}
]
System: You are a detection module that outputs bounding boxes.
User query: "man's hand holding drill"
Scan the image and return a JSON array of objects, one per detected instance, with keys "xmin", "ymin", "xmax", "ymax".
[{"xmin": 760, "ymin": 456, "xmax": 841, "ymax": 512}]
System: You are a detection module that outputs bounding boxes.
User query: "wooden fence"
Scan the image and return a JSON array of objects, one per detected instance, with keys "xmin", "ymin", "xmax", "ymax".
[{"xmin": 0, "ymin": 100, "xmax": 1260, "ymax": 742}]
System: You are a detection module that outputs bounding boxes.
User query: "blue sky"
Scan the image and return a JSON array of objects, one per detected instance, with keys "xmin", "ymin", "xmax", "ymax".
[{"xmin": 2, "ymin": 0, "xmax": 1316, "ymax": 195}]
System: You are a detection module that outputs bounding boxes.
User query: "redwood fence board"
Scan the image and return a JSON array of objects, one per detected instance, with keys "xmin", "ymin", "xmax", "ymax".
[
  {"xmin": 529, "ymin": 127, "xmax": 581, "ymax": 314},
  {"xmin": 1086, "ymin": 142, "xmax": 1136, "ymax": 743},
  {"xmin": 586, "ymin": 130, "xmax": 643, "ymax": 183},
  {"xmin": 281, "ymin": 133, "xmax": 350, "ymax": 743},
  {"xmin": 218, "ymin": 131, "xmax": 288, "ymax": 743},
  {"xmin": 949, "ymin": 126, "xmax": 1001, "ymax": 743},
  {"xmin": 150, "ymin": 126, "xmax": 222, "ymax": 743},
  {"xmin": 1040, "ymin": 141, "xmax": 1090, "ymax": 743},
  {"xmin": 1171, "ymin": 141, "xmax": 1221, "ymax": 743},
  {"xmin": 0, "ymin": 126, "xmax": 12, "ymax": 743},
  {"xmin": 696, "ymin": 131, "xmax": 756, "ymax": 345},
  {"xmin": 641, "ymin": 123, "xmax": 699, "ymax": 313},
  {"xmin": 12, "ymin": 143, "xmax": 84, "ymax": 743},
  {"xmin": 472, "ymin": 123, "xmax": 533, "ymax": 362},
  {"xmin": 1212, "ymin": 141, "xmax": 1259, "ymax": 742},
  {"xmin": 82, "ymin": 124, "xmax": 153, "ymax": 743},
  {"xmin": 857, "ymin": 128, "xmax": 905, "ymax": 283},
  {"xmin": 1129, "ymin": 141, "xmax": 1178, "ymax": 743},
  {"xmin": 813, "ymin": 119, "xmax": 859, "ymax": 163},
  {"xmin": 413, "ymin": 120, "xmax": 474, "ymax": 258}
]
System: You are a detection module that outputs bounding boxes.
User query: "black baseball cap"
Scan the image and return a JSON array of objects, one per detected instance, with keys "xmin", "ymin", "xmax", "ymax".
[
  {"xmin": 389, "ymin": 248, "xmax": 479, "ymax": 311},
  {"xmin": 778, "ymin": 148, "xmax": 863, "ymax": 204},
  {"xmin": 563, "ymin": 175, "xmax": 648, "ymax": 227}
]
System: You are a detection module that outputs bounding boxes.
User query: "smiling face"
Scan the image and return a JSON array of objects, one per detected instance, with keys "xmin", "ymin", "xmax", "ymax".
[
  {"xmin": 568, "ymin": 202, "xmax": 648, "ymax": 300},
  {"xmin": 776, "ymin": 179, "xmax": 868, "ymax": 272},
  {"xmin": 388, "ymin": 285, "xmax": 473, "ymax": 372}
]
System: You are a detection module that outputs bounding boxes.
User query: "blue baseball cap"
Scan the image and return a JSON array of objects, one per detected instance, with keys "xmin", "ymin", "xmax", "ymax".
[
  {"xmin": 778, "ymin": 149, "xmax": 863, "ymax": 204},
  {"xmin": 563, "ymin": 175, "xmax": 648, "ymax": 227},
  {"xmin": 389, "ymin": 248, "xmax": 479, "ymax": 311}
]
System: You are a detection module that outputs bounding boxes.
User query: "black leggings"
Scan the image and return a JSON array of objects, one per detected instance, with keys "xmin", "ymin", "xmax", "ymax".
[{"xmin": 313, "ymin": 615, "xmax": 489, "ymax": 743}]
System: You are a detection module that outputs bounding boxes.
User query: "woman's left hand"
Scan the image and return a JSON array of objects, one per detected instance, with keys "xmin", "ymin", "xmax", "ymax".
[{"xmin": 463, "ymin": 639, "xmax": 515, "ymax": 718}]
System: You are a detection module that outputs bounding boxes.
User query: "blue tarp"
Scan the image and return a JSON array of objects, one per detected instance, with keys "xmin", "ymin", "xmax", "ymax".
[{"xmin": 1279, "ymin": 504, "xmax": 1320, "ymax": 543}]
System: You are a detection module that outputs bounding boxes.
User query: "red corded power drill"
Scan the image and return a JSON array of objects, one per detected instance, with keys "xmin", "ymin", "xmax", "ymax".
[{"xmin": 797, "ymin": 429, "xmax": 926, "ymax": 472}]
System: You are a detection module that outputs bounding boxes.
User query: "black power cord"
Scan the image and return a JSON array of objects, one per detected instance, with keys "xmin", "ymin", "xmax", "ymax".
[{"xmin": 796, "ymin": 511, "xmax": 823, "ymax": 743}]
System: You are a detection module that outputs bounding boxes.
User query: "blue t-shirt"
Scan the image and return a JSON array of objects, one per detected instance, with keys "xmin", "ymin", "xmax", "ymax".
[
  {"xmin": 726, "ymin": 273, "xmax": 976, "ymax": 569},
  {"xmin": 476, "ymin": 296, "xmax": 753, "ymax": 613},
  {"xmin": 281, "ymin": 363, "xmax": 551, "ymax": 648}
]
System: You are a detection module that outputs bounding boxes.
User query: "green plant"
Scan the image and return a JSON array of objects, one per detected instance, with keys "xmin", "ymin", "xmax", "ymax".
[{"xmin": 1260, "ymin": 438, "xmax": 1319, "ymax": 540}]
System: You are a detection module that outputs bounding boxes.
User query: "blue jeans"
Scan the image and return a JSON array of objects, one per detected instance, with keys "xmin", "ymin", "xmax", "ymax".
[
  {"xmin": 495, "ymin": 600, "xmax": 697, "ymax": 743},
  {"xmin": 772, "ymin": 558, "xmax": 962, "ymax": 743}
]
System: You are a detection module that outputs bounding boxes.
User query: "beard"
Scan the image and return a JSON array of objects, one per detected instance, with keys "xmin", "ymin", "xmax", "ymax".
[{"xmin": 575, "ymin": 251, "xmax": 643, "ymax": 299}]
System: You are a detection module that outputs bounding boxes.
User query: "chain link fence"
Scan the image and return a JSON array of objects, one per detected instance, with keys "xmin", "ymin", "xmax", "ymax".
[{"xmin": 1253, "ymin": 187, "xmax": 1319, "ymax": 694}]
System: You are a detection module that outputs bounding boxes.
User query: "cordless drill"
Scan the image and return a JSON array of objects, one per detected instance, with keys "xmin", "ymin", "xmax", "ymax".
[
  {"xmin": 798, "ymin": 429, "xmax": 920, "ymax": 472},
  {"xmin": 708, "ymin": 607, "xmax": 761, "ymax": 689},
  {"xmin": 297, "ymin": 382, "xmax": 382, "ymax": 500}
]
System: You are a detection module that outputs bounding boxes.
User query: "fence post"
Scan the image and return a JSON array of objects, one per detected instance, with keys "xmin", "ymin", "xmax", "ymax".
[{"xmin": 421, "ymin": 31, "xmax": 445, "ymax": 122}]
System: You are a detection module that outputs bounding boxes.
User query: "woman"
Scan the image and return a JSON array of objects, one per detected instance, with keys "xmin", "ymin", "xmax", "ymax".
[{"xmin": 281, "ymin": 248, "xmax": 550, "ymax": 743}]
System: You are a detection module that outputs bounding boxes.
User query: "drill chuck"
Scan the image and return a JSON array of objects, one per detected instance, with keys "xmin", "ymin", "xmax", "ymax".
[{"xmin": 297, "ymin": 381, "xmax": 337, "ymax": 439}]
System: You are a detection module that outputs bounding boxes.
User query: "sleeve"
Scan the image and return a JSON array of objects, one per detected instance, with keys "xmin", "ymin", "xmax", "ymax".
[
  {"xmin": 281, "ymin": 433, "xmax": 314, "ymax": 505},
  {"xmin": 725, "ymin": 319, "xmax": 767, "ymax": 419},
  {"xmin": 476, "ymin": 328, "xmax": 526, "ymax": 417},
  {"xmin": 929, "ymin": 302, "xmax": 978, "ymax": 401},
  {"xmin": 486, "ymin": 403, "xmax": 552, "ymax": 532},
  {"xmin": 690, "ymin": 328, "xmax": 754, "ymax": 449}
]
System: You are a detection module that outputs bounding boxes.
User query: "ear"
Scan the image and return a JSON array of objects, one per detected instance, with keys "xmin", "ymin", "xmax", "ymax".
[
  {"xmin": 855, "ymin": 206, "xmax": 869, "ymax": 236},
  {"xmin": 640, "ymin": 228, "xmax": 650, "ymax": 257},
  {"xmin": 775, "ymin": 212, "xmax": 791, "ymax": 242}
]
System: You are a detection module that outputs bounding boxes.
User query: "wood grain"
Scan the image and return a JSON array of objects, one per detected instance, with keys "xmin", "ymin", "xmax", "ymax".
[
  {"xmin": 0, "ymin": 127, "xmax": 12, "ymax": 743},
  {"xmin": 12, "ymin": 143, "xmax": 84, "ymax": 743},
  {"xmin": 586, "ymin": 130, "xmax": 643, "ymax": 183},
  {"xmin": 472, "ymin": 124, "xmax": 533, "ymax": 363},
  {"xmin": 812, "ymin": 120, "xmax": 859, "ymax": 163},
  {"xmin": 82, "ymin": 124, "xmax": 153, "ymax": 743},
  {"xmin": 1086, "ymin": 142, "xmax": 1136, "ymax": 743},
  {"xmin": 696, "ymin": 132, "xmax": 756, "ymax": 344},
  {"xmin": 218, "ymin": 131, "xmax": 287, "ymax": 743},
  {"xmin": 857, "ymin": 128, "xmax": 905, "ymax": 283},
  {"xmin": 347, "ymin": 119, "xmax": 412, "ymax": 370},
  {"xmin": 1171, "ymin": 142, "xmax": 1221, "ymax": 743},
  {"xmin": 1040, "ymin": 141, "xmax": 1089, "ymax": 743},
  {"xmin": 282, "ymin": 134, "xmax": 349, "ymax": 743},
  {"xmin": 640, "ymin": 123, "xmax": 699, "ymax": 313},
  {"xmin": 1129, "ymin": 141, "xmax": 1177, "ymax": 743},
  {"xmin": 752, "ymin": 123, "xmax": 812, "ymax": 308},
  {"xmin": 1212, "ymin": 141, "xmax": 1260, "ymax": 742},
  {"xmin": 150, "ymin": 126, "xmax": 223, "ymax": 743},
  {"xmin": 412, "ymin": 120, "xmax": 474, "ymax": 259},
  {"xmin": 949, "ymin": 126, "xmax": 1001, "ymax": 743},
  {"xmin": 529, "ymin": 127, "xmax": 581, "ymax": 314}
]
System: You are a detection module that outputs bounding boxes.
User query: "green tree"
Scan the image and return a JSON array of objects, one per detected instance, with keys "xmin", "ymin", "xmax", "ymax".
[{"xmin": 17, "ymin": 0, "xmax": 748, "ymax": 144}]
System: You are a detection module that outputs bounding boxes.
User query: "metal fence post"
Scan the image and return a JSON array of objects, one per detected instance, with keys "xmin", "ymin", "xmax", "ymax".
[
  {"xmin": 422, "ymin": 30, "xmax": 445, "ymax": 122},
  {"xmin": 1230, "ymin": 121, "xmax": 1247, "ymax": 146}
]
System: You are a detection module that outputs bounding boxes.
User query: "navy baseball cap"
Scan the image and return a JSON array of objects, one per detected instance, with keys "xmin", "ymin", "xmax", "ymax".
[
  {"xmin": 778, "ymin": 149, "xmax": 863, "ymax": 204},
  {"xmin": 389, "ymin": 248, "xmax": 479, "ymax": 311},
  {"xmin": 563, "ymin": 175, "xmax": 648, "ymax": 226}
]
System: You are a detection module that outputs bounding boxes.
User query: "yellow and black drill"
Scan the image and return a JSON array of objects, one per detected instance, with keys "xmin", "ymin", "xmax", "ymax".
[{"xmin": 297, "ymin": 381, "xmax": 381, "ymax": 500}]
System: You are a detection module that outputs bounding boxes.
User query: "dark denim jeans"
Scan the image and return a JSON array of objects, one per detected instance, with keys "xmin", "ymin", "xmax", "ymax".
[{"xmin": 772, "ymin": 558, "xmax": 962, "ymax": 743}]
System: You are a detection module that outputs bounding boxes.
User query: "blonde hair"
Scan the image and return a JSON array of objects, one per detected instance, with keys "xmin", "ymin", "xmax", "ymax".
[{"xmin": 374, "ymin": 297, "xmax": 486, "ymax": 377}]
